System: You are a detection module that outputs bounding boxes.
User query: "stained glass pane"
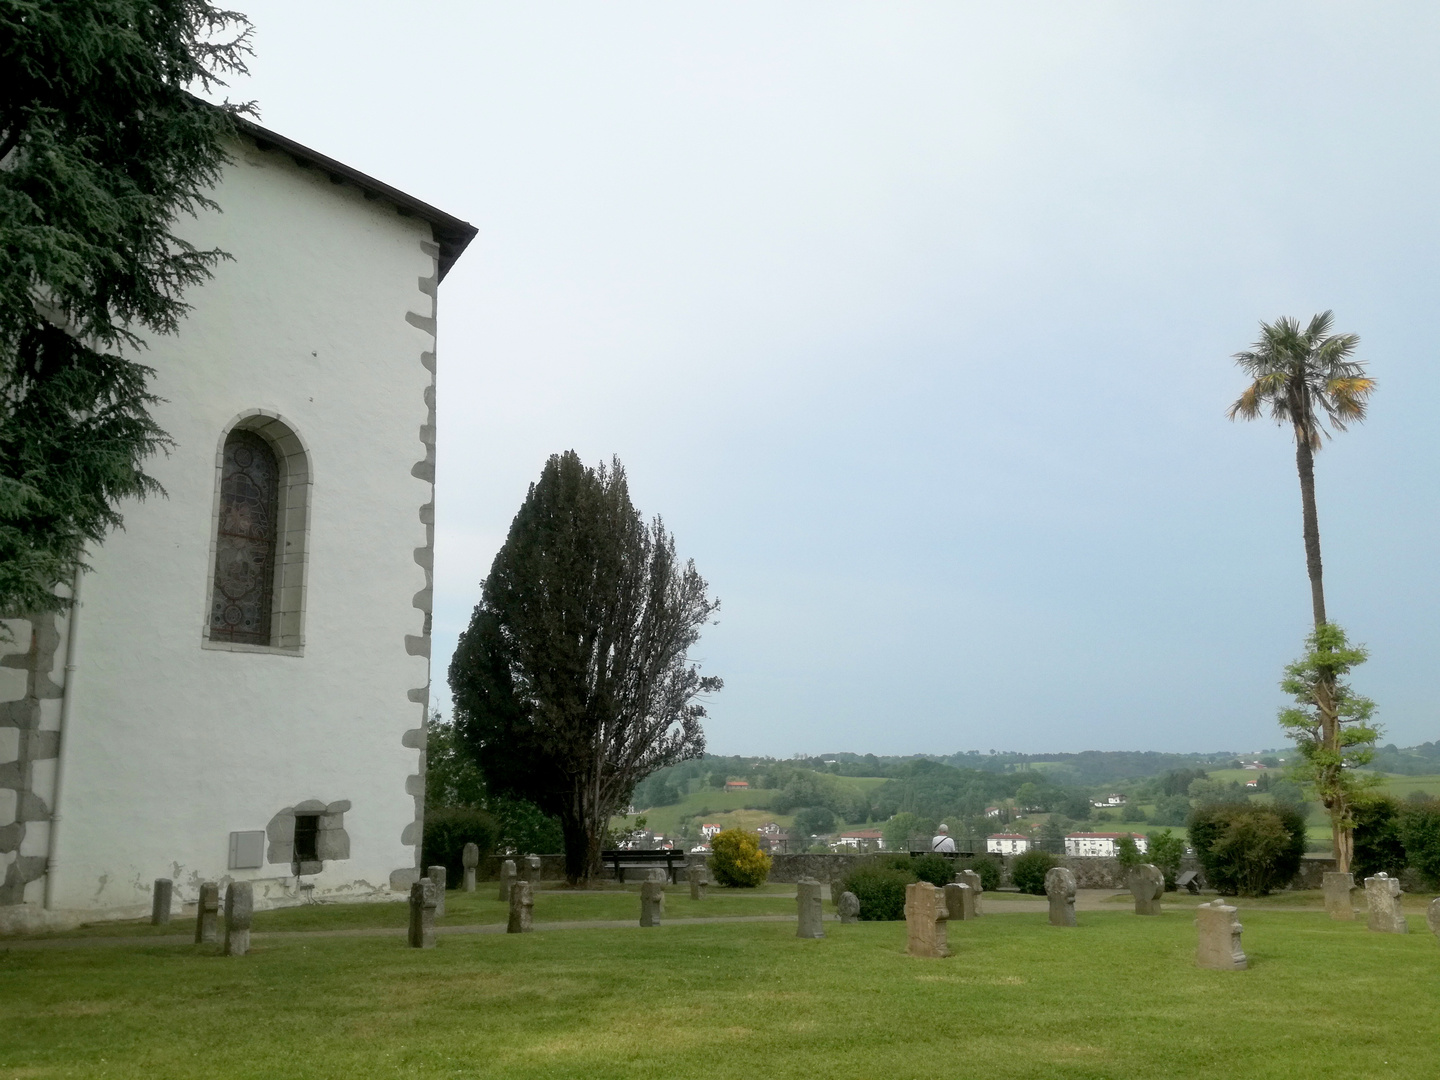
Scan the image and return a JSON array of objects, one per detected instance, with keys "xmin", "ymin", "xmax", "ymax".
[{"xmin": 210, "ymin": 430, "xmax": 279, "ymax": 645}]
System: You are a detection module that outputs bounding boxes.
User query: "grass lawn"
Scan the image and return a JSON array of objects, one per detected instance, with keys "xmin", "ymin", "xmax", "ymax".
[{"xmin": 4, "ymin": 908, "xmax": 1438, "ymax": 1078}]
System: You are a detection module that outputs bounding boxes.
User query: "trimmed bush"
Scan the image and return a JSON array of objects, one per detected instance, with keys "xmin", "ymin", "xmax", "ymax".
[
  {"xmin": 1188, "ymin": 801, "xmax": 1305, "ymax": 896},
  {"xmin": 1010, "ymin": 848, "xmax": 1058, "ymax": 894},
  {"xmin": 1352, "ymin": 796, "xmax": 1407, "ymax": 880},
  {"xmin": 710, "ymin": 828, "xmax": 772, "ymax": 887},
  {"xmin": 421, "ymin": 806, "xmax": 499, "ymax": 887},
  {"xmin": 842, "ymin": 864, "xmax": 914, "ymax": 920},
  {"xmin": 910, "ymin": 853, "xmax": 953, "ymax": 887},
  {"xmin": 957, "ymin": 855, "xmax": 1002, "ymax": 893},
  {"xmin": 1400, "ymin": 797, "xmax": 1440, "ymax": 887}
]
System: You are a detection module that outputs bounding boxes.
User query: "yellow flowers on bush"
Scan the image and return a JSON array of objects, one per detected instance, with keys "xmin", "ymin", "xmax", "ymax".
[{"xmin": 709, "ymin": 828, "xmax": 772, "ymax": 887}]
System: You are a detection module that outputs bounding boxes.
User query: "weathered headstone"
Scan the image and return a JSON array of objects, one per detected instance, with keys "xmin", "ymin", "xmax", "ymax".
[
  {"xmin": 194, "ymin": 882, "xmax": 220, "ymax": 945},
  {"xmin": 796, "ymin": 879, "xmax": 825, "ymax": 939},
  {"xmin": 498, "ymin": 859, "xmax": 517, "ymax": 902},
  {"xmin": 522, "ymin": 854, "xmax": 542, "ymax": 882},
  {"xmin": 838, "ymin": 890, "xmax": 860, "ymax": 923},
  {"xmin": 1364, "ymin": 873, "xmax": 1408, "ymax": 933},
  {"xmin": 944, "ymin": 881, "xmax": 977, "ymax": 922},
  {"xmin": 1426, "ymin": 897, "xmax": 1440, "ymax": 939},
  {"xmin": 688, "ymin": 858, "xmax": 709, "ymax": 901},
  {"xmin": 408, "ymin": 879, "xmax": 437, "ymax": 948},
  {"xmin": 427, "ymin": 865, "xmax": 447, "ymax": 918},
  {"xmin": 1175, "ymin": 869, "xmax": 1201, "ymax": 895},
  {"xmin": 640, "ymin": 880, "xmax": 664, "ymax": 927},
  {"xmin": 1045, "ymin": 866, "xmax": 1077, "ymax": 927},
  {"xmin": 223, "ymin": 881, "xmax": 253, "ymax": 956},
  {"xmin": 955, "ymin": 869, "xmax": 984, "ymax": 915},
  {"xmin": 1128, "ymin": 864, "xmax": 1164, "ymax": 915},
  {"xmin": 1195, "ymin": 900, "xmax": 1246, "ymax": 970},
  {"xmin": 151, "ymin": 878, "xmax": 173, "ymax": 926},
  {"xmin": 1322, "ymin": 871, "xmax": 1355, "ymax": 921},
  {"xmin": 462, "ymin": 843, "xmax": 479, "ymax": 893},
  {"xmin": 904, "ymin": 881, "xmax": 949, "ymax": 958},
  {"xmin": 507, "ymin": 880, "xmax": 533, "ymax": 933}
]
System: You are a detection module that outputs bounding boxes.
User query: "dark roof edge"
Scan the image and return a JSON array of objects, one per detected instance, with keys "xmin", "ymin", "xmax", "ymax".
[{"xmin": 234, "ymin": 116, "xmax": 477, "ymax": 282}]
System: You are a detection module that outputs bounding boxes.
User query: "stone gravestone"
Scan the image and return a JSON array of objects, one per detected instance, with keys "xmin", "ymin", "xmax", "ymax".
[
  {"xmin": 223, "ymin": 881, "xmax": 253, "ymax": 957},
  {"xmin": 944, "ymin": 881, "xmax": 977, "ymax": 922},
  {"xmin": 151, "ymin": 878, "xmax": 173, "ymax": 926},
  {"xmin": 955, "ymin": 869, "xmax": 984, "ymax": 915},
  {"xmin": 640, "ymin": 880, "xmax": 664, "ymax": 927},
  {"xmin": 462, "ymin": 843, "xmax": 479, "ymax": 893},
  {"xmin": 838, "ymin": 891, "xmax": 860, "ymax": 924},
  {"xmin": 507, "ymin": 880, "xmax": 534, "ymax": 933},
  {"xmin": 194, "ymin": 882, "xmax": 220, "ymax": 945},
  {"xmin": 428, "ymin": 865, "xmax": 447, "ymax": 918},
  {"xmin": 1195, "ymin": 900, "xmax": 1247, "ymax": 970},
  {"xmin": 1364, "ymin": 873, "xmax": 1408, "ymax": 933},
  {"xmin": 904, "ymin": 881, "xmax": 949, "ymax": 958},
  {"xmin": 1045, "ymin": 866, "xmax": 1077, "ymax": 927},
  {"xmin": 1128, "ymin": 864, "xmax": 1164, "ymax": 916},
  {"xmin": 1427, "ymin": 897, "xmax": 1440, "ymax": 940},
  {"xmin": 796, "ymin": 879, "xmax": 825, "ymax": 939},
  {"xmin": 498, "ymin": 859, "xmax": 517, "ymax": 902},
  {"xmin": 522, "ymin": 854, "xmax": 542, "ymax": 883},
  {"xmin": 1322, "ymin": 871, "xmax": 1355, "ymax": 920},
  {"xmin": 688, "ymin": 857, "xmax": 708, "ymax": 901},
  {"xmin": 408, "ymin": 879, "xmax": 437, "ymax": 949}
]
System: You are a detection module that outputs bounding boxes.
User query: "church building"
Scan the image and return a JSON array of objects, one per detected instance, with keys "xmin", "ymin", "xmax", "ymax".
[{"xmin": 0, "ymin": 120, "xmax": 475, "ymax": 928}]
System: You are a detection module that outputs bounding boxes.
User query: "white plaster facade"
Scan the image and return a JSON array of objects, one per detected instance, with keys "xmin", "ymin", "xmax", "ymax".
[
  {"xmin": 986, "ymin": 834, "xmax": 1031, "ymax": 855},
  {"xmin": 0, "ymin": 123, "xmax": 474, "ymax": 928},
  {"xmin": 1063, "ymin": 832, "xmax": 1149, "ymax": 858}
]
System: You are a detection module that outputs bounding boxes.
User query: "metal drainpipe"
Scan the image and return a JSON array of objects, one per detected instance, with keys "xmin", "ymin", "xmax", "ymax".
[{"xmin": 43, "ymin": 567, "xmax": 83, "ymax": 910}]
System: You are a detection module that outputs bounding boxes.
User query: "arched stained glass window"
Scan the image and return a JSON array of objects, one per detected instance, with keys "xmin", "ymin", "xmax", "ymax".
[{"xmin": 210, "ymin": 429, "xmax": 280, "ymax": 645}]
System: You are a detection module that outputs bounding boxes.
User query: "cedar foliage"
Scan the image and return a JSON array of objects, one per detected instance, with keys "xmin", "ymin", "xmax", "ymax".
[{"xmin": 0, "ymin": 1, "xmax": 254, "ymax": 618}]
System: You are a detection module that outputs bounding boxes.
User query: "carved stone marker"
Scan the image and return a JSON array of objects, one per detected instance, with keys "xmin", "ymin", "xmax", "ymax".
[
  {"xmin": 151, "ymin": 878, "xmax": 173, "ymax": 925},
  {"xmin": 427, "ymin": 865, "xmax": 447, "ymax": 918},
  {"xmin": 407, "ymin": 879, "xmax": 437, "ymax": 948},
  {"xmin": 944, "ymin": 881, "xmax": 976, "ymax": 922},
  {"xmin": 838, "ymin": 891, "xmax": 860, "ymax": 923},
  {"xmin": 640, "ymin": 880, "xmax": 664, "ymax": 927},
  {"xmin": 194, "ymin": 882, "xmax": 220, "ymax": 945},
  {"xmin": 1195, "ymin": 900, "xmax": 1246, "ymax": 970},
  {"xmin": 522, "ymin": 854, "xmax": 542, "ymax": 882},
  {"xmin": 1427, "ymin": 897, "xmax": 1440, "ymax": 939},
  {"xmin": 507, "ymin": 880, "xmax": 533, "ymax": 933},
  {"xmin": 498, "ymin": 859, "xmax": 517, "ymax": 902},
  {"xmin": 1322, "ymin": 871, "xmax": 1355, "ymax": 920},
  {"xmin": 688, "ymin": 858, "xmax": 709, "ymax": 901},
  {"xmin": 1128, "ymin": 864, "xmax": 1164, "ymax": 915},
  {"xmin": 223, "ymin": 881, "xmax": 253, "ymax": 956},
  {"xmin": 1365, "ymin": 873, "xmax": 1408, "ymax": 933},
  {"xmin": 796, "ymin": 879, "xmax": 825, "ymax": 939},
  {"xmin": 462, "ymin": 843, "xmax": 479, "ymax": 893},
  {"xmin": 1045, "ymin": 866, "xmax": 1077, "ymax": 927},
  {"xmin": 955, "ymin": 869, "xmax": 984, "ymax": 915},
  {"xmin": 904, "ymin": 881, "xmax": 949, "ymax": 958}
]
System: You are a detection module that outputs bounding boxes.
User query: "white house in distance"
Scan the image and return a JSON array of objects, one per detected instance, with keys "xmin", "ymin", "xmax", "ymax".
[
  {"xmin": 1064, "ymin": 832, "xmax": 1149, "ymax": 857},
  {"xmin": 986, "ymin": 833, "xmax": 1031, "ymax": 855},
  {"xmin": 836, "ymin": 829, "xmax": 884, "ymax": 851},
  {"xmin": 0, "ymin": 119, "xmax": 475, "ymax": 930},
  {"xmin": 700, "ymin": 824, "xmax": 723, "ymax": 839}
]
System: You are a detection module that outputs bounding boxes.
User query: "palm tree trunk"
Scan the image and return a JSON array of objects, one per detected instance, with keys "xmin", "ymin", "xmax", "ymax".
[{"xmin": 1294, "ymin": 434, "xmax": 1327, "ymax": 628}]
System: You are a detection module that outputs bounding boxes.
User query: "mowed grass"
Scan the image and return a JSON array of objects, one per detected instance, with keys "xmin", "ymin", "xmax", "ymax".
[{"xmin": 3, "ymin": 909, "xmax": 1438, "ymax": 1079}]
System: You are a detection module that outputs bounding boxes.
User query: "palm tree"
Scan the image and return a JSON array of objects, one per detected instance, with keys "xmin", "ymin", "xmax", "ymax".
[{"xmin": 1228, "ymin": 311, "xmax": 1374, "ymax": 627}]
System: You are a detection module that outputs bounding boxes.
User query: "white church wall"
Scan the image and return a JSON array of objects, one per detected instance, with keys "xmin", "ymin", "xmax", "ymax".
[{"xmin": 29, "ymin": 137, "xmax": 442, "ymax": 918}]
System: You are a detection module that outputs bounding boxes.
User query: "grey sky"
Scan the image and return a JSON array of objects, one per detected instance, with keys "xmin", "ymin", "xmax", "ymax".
[{"xmin": 228, "ymin": 3, "xmax": 1439, "ymax": 755}]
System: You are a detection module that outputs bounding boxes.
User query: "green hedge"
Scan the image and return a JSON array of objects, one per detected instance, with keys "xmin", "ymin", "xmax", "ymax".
[{"xmin": 842, "ymin": 864, "xmax": 914, "ymax": 920}]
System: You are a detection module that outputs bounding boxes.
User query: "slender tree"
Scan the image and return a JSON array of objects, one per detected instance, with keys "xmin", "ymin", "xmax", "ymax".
[
  {"xmin": 449, "ymin": 452, "xmax": 721, "ymax": 884},
  {"xmin": 0, "ymin": 1, "xmax": 253, "ymax": 621}
]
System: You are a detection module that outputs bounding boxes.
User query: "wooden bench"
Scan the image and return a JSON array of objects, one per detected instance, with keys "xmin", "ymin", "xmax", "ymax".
[
  {"xmin": 600, "ymin": 849, "xmax": 690, "ymax": 884},
  {"xmin": 908, "ymin": 847, "xmax": 978, "ymax": 860}
]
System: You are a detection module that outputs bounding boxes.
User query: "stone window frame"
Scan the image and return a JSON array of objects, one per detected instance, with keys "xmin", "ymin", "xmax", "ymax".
[
  {"xmin": 266, "ymin": 799, "xmax": 351, "ymax": 876},
  {"xmin": 201, "ymin": 410, "xmax": 312, "ymax": 656}
]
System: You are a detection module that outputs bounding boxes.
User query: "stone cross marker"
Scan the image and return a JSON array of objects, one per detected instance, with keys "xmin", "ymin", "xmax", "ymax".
[
  {"xmin": 796, "ymin": 879, "xmax": 825, "ymax": 939},
  {"xmin": 1128, "ymin": 864, "xmax": 1164, "ymax": 916},
  {"xmin": 1195, "ymin": 900, "xmax": 1247, "ymax": 970},
  {"xmin": 640, "ymin": 880, "xmax": 664, "ymax": 927},
  {"xmin": 1364, "ymin": 873, "xmax": 1408, "ymax": 933},
  {"xmin": 223, "ymin": 881, "xmax": 253, "ymax": 957},
  {"xmin": 151, "ymin": 878, "xmax": 173, "ymax": 926},
  {"xmin": 507, "ymin": 880, "xmax": 534, "ymax": 933},
  {"xmin": 498, "ymin": 859, "xmax": 517, "ymax": 902},
  {"xmin": 955, "ymin": 869, "xmax": 984, "ymax": 915},
  {"xmin": 838, "ymin": 891, "xmax": 860, "ymax": 924},
  {"xmin": 944, "ymin": 882, "xmax": 976, "ymax": 922},
  {"xmin": 427, "ymin": 865, "xmax": 447, "ymax": 919},
  {"xmin": 1323, "ymin": 871, "xmax": 1356, "ymax": 921},
  {"xmin": 408, "ymin": 879, "xmax": 437, "ymax": 948},
  {"xmin": 904, "ymin": 881, "xmax": 949, "ymax": 958},
  {"xmin": 462, "ymin": 843, "xmax": 479, "ymax": 893},
  {"xmin": 1427, "ymin": 897, "xmax": 1440, "ymax": 940},
  {"xmin": 688, "ymin": 857, "xmax": 708, "ymax": 901},
  {"xmin": 1045, "ymin": 866, "xmax": 1077, "ymax": 927},
  {"xmin": 194, "ymin": 882, "xmax": 220, "ymax": 945}
]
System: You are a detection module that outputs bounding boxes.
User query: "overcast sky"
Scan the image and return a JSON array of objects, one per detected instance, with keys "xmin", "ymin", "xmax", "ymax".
[{"xmin": 228, "ymin": 3, "xmax": 1439, "ymax": 756}]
